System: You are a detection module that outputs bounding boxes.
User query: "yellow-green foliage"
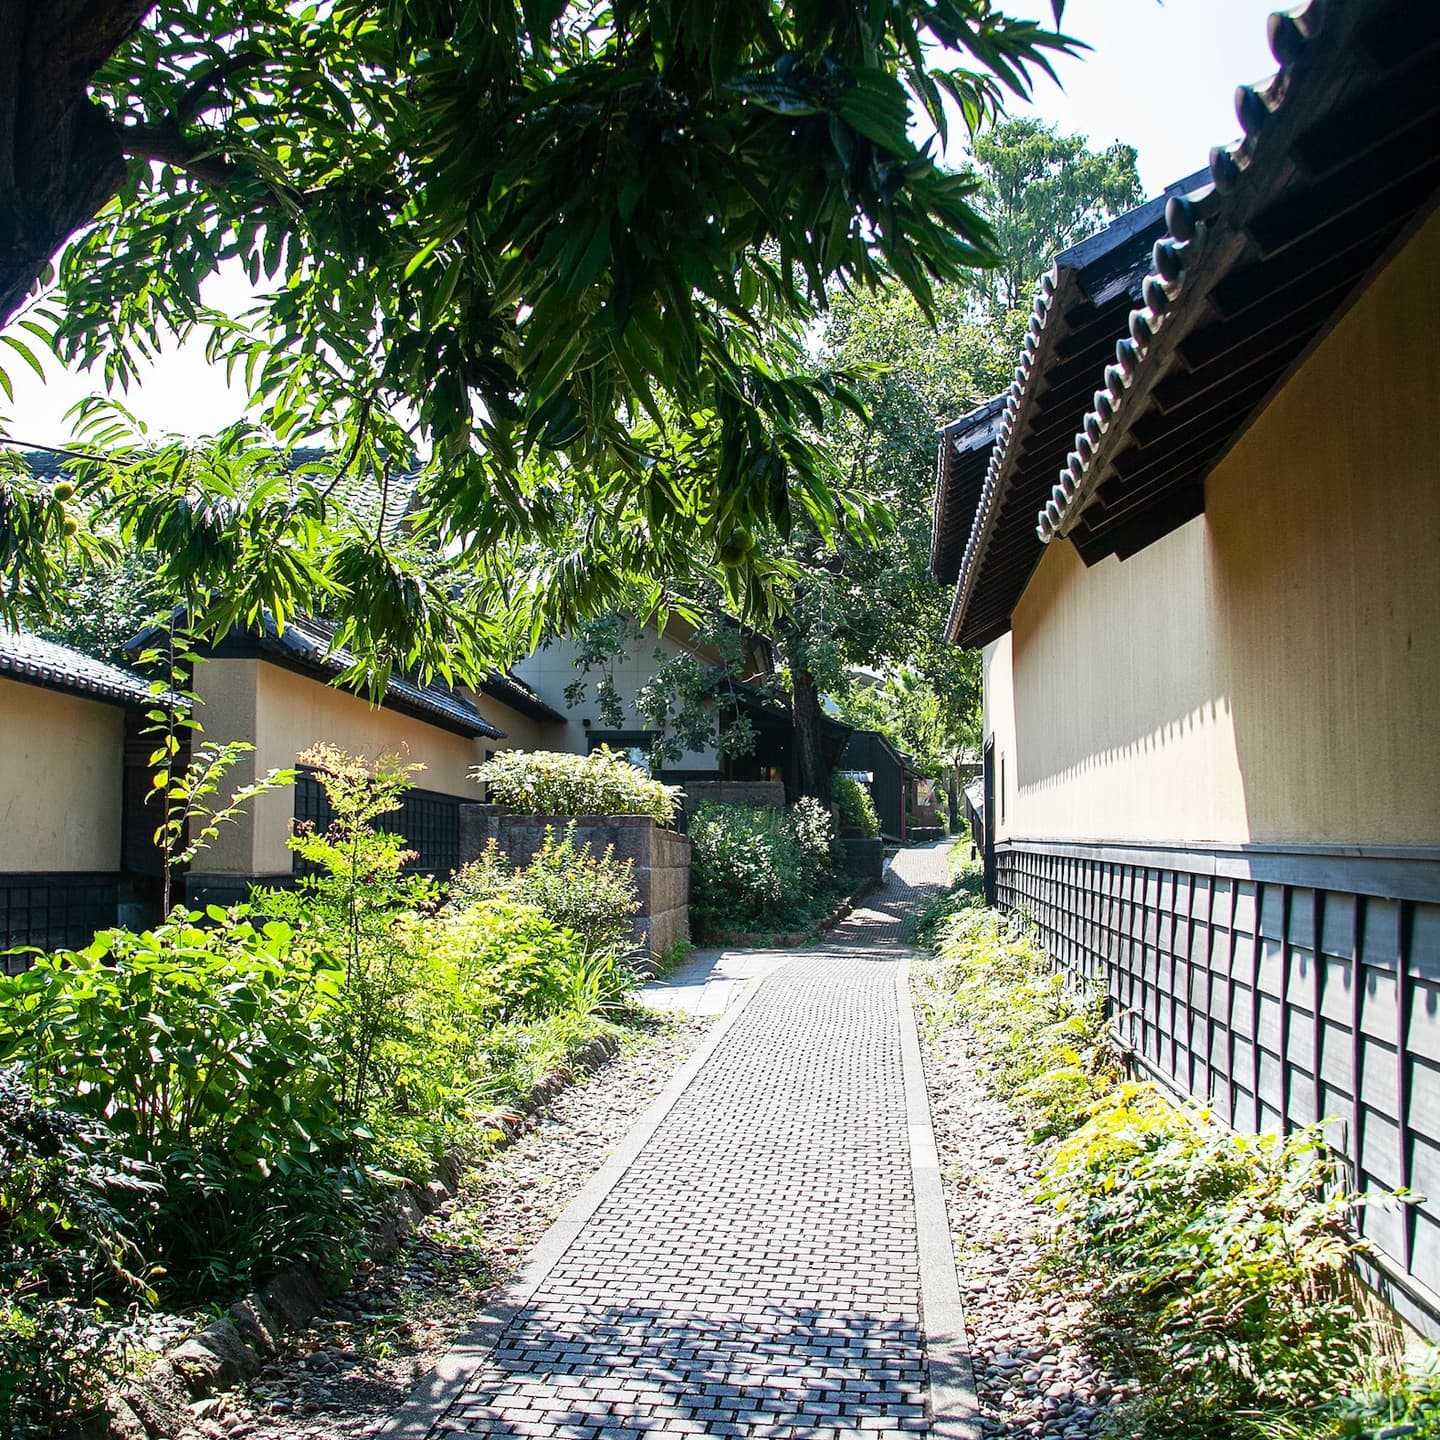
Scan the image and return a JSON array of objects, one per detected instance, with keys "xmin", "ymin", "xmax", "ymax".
[
  {"xmin": 930, "ymin": 907, "xmax": 1116, "ymax": 1141},
  {"xmin": 834, "ymin": 775, "xmax": 880, "ymax": 837},
  {"xmin": 473, "ymin": 746, "xmax": 682, "ymax": 824},
  {"xmin": 926, "ymin": 903, "xmax": 1393, "ymax": 1440}
]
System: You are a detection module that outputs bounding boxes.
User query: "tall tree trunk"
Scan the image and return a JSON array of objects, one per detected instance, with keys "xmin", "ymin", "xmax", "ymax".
[
  {"xmin": 0, "ymin": 1, "xmax": 155, "ymax": 328},
  {"xmin": 779, "ymin": 620, "xmax": 832, "ymax": 807}
]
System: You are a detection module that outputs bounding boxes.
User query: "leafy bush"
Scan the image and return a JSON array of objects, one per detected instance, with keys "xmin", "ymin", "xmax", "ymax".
[
  {"xmin": 0, "ymin": 1299, "xmax": 124, "ymax": 1440},
  {"xmin": 834, "ymin": 775, "xmax": 880, "ymax": 837},
  {"xmin": 474, "ymin": 746, "xmax": 682, "ymax": 824},
  {"xmin": 450, "ymin": 824, "xmax": 641, "ymax": 957},
  {"xmin": 1247, "ymin": 1353, "xmax": 1440, "ymax": 1438},
  {"xmin": 689, "ymin": 799, "xmax": 839, "ymax": 934},
  {"xmin": 261, "ymin": 744, "xmax": 439, "ymax": 1123},
  {"xmin": 923, "ymin": 905, "xmax": 1381, "ymax": 1439},
  {"xmin": 373, "ymin": 897, "xmax": 619, "ymax": 1175},
  {"xmin": 929, "ymin": 907, "xmax": 1115, "ymax": 1141},
  {"xmin": 909, "ymin": 852, "xmax": 984, "ymax": 947},
  {"xmin": 789, "ymin": 796, "xmax": 836, "ymax": 876},
  {"xmin": 0, "ymin": 744, "xmax": 647, "ymax": 1319},
  {"xmin": 0, "ymin": 1068, "xmax": 152, "ymax": 1302},
  {"xmin": 1045, "ymin": 1088, "xmax": 1366, "ymax": 1433},
  {"xmin": 0, "ymin": 911, "xmax": 362, "ymax": 1298},
  {"xmin": 0, "ymin": 1071, "xmax": 154, "ymax": 1439}
]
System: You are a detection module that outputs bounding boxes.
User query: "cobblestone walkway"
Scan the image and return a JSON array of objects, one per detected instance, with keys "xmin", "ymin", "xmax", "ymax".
[{"xmin": 389, "ymin": 844, "xmax": 964, "ymax": 1440}]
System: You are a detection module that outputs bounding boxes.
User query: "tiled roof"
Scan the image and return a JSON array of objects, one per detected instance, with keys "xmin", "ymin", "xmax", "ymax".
[
  {"xmin": 0, "ymin": 628, "xmax": 157, "ymax": 708},
  {"xmin": 938, "ymin": 170, "xmax": 1207, "ymax": 647},
  {"xmin": 253, "ymin": 616, "xmax": 504, "ymax": 739},
  {"xmin": 930, "ymin": 396, "xmax": 1005, "ymax": 587},
  {"xmin": 478, "ymin": 671, "xmax": 567, "ymax": 725},
  {"xmin": 1038, "ymin": 0, "xmax": 1440, "ymax": 555},
  {"xmin": 127, "ymin": 613, "xmax": 505, "ymax": 740}
]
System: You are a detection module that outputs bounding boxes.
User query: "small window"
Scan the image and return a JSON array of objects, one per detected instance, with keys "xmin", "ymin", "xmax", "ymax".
[{"xmin": 586, "ymin": 730, "xmax": 659, "ymax": 775}]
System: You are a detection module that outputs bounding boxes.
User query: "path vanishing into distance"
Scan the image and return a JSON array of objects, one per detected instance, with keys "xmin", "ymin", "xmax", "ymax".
[{"xmin": 383, "ymin": 843, "xmax": 980, "ymax": 1440}]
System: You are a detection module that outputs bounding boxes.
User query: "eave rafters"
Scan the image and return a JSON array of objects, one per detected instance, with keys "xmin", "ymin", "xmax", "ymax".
[{"xmin": 1041, "ymin": 0, "xmax": 1440, "ymax": 552}]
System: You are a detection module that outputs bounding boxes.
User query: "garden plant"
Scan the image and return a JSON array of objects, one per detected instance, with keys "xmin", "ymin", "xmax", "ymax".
[
  {"xmin": 920, "ymin": 893, "xmax": 1439, "ymax": 1439},
  {"xmin": 0, "ymin": 746, "xmax": 647, "ymax": 1434},
  {"xmin": 688, "ymin": 797, "xmax": 842, "ymax": 938},
  {"xmin": 473, "ymin": 747, "xmax": 681, "ymax": 825}
]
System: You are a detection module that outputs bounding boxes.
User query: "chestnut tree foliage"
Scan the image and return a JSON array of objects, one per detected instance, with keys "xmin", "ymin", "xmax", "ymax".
[
  {"xmin": 0, "ymin": 0, "xmax": 1072, "ymax": 687},
  {"xmin": 538, "ymin": 118, "xmax": 1144, "ymax": 803}
]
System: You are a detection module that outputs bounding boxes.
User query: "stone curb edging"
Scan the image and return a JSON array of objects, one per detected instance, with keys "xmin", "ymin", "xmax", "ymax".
[
  {"xmin": 376, "ymin": 962, "xmax": 774, "ymax": 1440},
  {"xmin": 896, "ymin": 956, "xmax": 984, "ymax": 1440},
  {"xmin": 94, "ymin": 1034, "xmax": 622, "ymax": 1440}
]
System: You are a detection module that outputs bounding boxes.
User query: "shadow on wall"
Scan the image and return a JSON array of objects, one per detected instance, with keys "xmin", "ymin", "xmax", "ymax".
[{"xmin": 1007, "ymin": 218, "xmax": 1440, "ymax": 851}]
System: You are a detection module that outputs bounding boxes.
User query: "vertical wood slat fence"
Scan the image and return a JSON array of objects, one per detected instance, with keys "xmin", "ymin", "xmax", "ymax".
[{"xmin": 997, "ymin": 841, "xmax": 1440, "ymax": 1335}]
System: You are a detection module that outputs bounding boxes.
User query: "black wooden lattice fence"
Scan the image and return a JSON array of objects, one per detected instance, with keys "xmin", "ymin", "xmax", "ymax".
[
  {"xmin": 293, "ymin": 773, "xmax": 461, "ymax": 880},
  {"xmin": 998, "ymin": 841, "xmax": 1440, "ymax": 1335}
]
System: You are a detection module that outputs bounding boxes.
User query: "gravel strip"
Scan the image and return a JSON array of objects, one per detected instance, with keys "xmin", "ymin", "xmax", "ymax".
[
  {"xmin": 170, "ymin": 1012, "xmax": 711, "ymax": 1440},
  {"xmin": 912, "ymin": 965, "xmax": 1133, "ymax": 1439}
]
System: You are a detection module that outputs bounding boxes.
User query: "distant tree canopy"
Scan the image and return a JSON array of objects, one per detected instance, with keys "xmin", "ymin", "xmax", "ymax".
[
  {"xmin": 0, "ymin": 0, "xmax": 1076, "ymax": 687},
  {"xmin": 767, "ymin": 121, "xmax": 1144, "ymax": 792},
  {"xmin": 970, "ymin": 117, "xmax": 1143, "ymax": 313}
]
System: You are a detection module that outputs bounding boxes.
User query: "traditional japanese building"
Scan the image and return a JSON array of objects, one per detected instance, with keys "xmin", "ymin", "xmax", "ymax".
[{"xmin": 934, "ymin": 0, "xmax": 1440, "ymax": 1331}]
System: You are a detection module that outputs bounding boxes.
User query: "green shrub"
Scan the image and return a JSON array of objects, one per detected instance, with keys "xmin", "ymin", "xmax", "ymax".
[
  {"xmin": 1045, "ymin": 1087, "xmax": 1366, "ymax": 1433},
  {"xmin": 474, "ymin": 746, "xmax": 682, "ymax": 824},
  {"xmin": 370, "ymin": 897, "xmax": 612, "ymax": 1175},
  {"xmin": 0, "ymin": 745, "xmax": 649, "ymax": 1314},
  {"xmin": 0, "ymin": 1299, "xmax": 123, "ymax": 1440},
  {"xmin": 1246, "ymin": 1353, "xmax": 1440, "ymax": 1438},
  {"xmin": 930, "ymin": 907, "xmax": 1115, "ymax": 1141},
  {"xmin": 835, "ymin": 775, "xmax": 880, "ymax": 837},
  {"xmin": 0, "ymin": 1067, "xmax": 153, "ymax": 1302},
  {"xmin": 261, "ymin": 744, "xmax": 440, "ymax": 1125},
  {"xmin": 0, "ymin": 911, "xmax": 364, "ymax": 1298},
  {"xmin": 909, "ymin": 854, "xmax": 985, "ymax": 948},
  {"xmin": 0, "ymin": 1070, "xmax": 154, "ymax": 1439},
  {"xmin": 689, "ymin": 799, "xmax": 838, "ymax": 933},
  {"xmin": 924, "ymin": 907, "xmax": 1379, "ymax": 1439},
  {"xmin": 450, "ymin": 824, "xmax": 641, "ymax": 958}
]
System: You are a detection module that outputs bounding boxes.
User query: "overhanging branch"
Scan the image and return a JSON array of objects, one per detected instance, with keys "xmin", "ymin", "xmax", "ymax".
[{"xmin": 120, "ymin": 123, "xmax": 238, "ymax": 186}]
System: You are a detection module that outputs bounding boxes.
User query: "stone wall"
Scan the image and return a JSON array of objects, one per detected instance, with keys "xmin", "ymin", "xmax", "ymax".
[
  {"xmin": 459, "ymin": 805, "xmax": 690, "ymax": 961},
  {"xmin": 681, "ymin": 780, "xmax": 786, "ymax": 812}
]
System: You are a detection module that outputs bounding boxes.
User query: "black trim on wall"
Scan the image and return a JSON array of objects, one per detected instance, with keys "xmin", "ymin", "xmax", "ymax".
[
  {"xmin": 293, "ymin": 774, "xmax": 462, "ymax": 879},
  {"xmin": 996, "ymin": 838, "xmax": 1440, "ymax": 1338}
]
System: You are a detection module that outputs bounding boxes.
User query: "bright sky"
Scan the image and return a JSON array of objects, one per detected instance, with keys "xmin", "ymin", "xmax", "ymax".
[{"xmin": 4, "ymin": 0, "xmax": 1279, "ymax": 447}]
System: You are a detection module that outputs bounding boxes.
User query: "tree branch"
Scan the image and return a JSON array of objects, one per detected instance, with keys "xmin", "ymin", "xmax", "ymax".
[
  {"xmin": 119, "ymin": 122, "xmax": 238, "ymax": 186},
  {"xmin": 175, "ymin": 48, "xmax": 265, "ymax": 126}
]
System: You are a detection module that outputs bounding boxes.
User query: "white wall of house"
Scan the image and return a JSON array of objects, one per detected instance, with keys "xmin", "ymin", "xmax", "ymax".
[
  {"xmin": 512, "ymin": 620, "xmax": 722, "ymax": 771},
  {"xmin": 0, "ymin": 679, "xmax": 125, "ymax": 872},
  {"xmin": 986, "ymin": 203, "xmax": 1440, "ymax": 850}
]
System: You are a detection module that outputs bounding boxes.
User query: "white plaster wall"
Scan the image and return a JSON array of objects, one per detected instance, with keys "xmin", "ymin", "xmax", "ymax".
[
  {"xmin": 0, "ymin": 680, "xmax": 125, "ymax": 871},
  {"xmin": 512, "ymin": 620, "xmax": 721, "ymax": 771}
]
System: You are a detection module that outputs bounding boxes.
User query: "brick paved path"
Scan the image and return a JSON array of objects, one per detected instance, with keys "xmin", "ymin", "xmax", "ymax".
[{"xmin": 392, "ymin": 844, "xmax": 965, "ymax": 1440}]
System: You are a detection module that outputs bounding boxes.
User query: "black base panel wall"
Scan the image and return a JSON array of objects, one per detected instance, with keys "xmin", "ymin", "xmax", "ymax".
[
  {"xmin": 0, "ymin": 873, "xmax": 121, "ymax": 969},
  {"xmin": 997, "ymin": 840, "xmax": 1440, "ymax": 1335}
]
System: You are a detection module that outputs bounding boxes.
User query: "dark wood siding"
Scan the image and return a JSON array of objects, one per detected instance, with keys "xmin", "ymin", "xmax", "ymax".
[
  {"xmin": 293, "ymin": 774, "xmax": 461, "ymax": 880},
  {"xmin": 0, "ymin": 873, "xmax": 120, "ymax": 966}
]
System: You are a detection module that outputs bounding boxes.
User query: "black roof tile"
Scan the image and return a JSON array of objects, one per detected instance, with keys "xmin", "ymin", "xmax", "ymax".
[{"xmin": 0, "ymin": 628, "xmax": 157, "ymax": 708}]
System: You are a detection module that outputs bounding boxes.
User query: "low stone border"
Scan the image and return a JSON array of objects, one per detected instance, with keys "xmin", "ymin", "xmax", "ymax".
[{"xmin": 92, "ymin": 1035, "xmax": 620, "ymax": 1440}]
